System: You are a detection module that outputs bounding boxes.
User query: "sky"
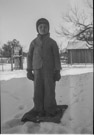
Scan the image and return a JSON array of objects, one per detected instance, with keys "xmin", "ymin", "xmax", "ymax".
[{"xmin": 0, "ymin": 0, "xmax": 90, "ymax": 52}]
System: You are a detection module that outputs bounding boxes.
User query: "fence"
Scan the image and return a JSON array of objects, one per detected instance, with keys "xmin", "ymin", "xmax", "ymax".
[
  {"xmin": 0, "ymin": 57, "xmax": 26, "ymax": 71},
  {"xmin": 0, "ymin": 57, "xmax": 93, "ymax": 72}
]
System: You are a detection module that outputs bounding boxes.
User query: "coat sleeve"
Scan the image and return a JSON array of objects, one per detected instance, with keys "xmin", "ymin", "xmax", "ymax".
[
  {"xmin": 52, "ymin": 41, "xmax": 61, "ymax": 71},
  {"xmin": 27, "ymin": 41, "xmax": 34, "ymax": 71}
]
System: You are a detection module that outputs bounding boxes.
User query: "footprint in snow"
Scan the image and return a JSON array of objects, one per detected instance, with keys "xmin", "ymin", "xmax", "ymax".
[{"xmin": 1, "ymin": 118, "xmax": 24, "ymax": 131}]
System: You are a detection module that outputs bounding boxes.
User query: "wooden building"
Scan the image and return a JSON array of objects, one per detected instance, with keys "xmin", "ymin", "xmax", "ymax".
[{"xmin": 66, "ymin": 41, "xmax": 93, "ymax": 64}]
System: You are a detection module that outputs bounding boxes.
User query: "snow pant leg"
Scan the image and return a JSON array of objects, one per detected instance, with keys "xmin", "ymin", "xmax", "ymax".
[
  {"xmin": 33, "ymin": 69, "xmax": 44, "ymax": 112},
  {"xmin": 44, "ymin": 69, "xmax": 57, "ymax": 114}
]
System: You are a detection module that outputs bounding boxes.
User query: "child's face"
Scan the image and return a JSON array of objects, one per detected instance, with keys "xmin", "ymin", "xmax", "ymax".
[{"xmin": 38, "ymin": 24, "xmax": 49, "ymax": 35}]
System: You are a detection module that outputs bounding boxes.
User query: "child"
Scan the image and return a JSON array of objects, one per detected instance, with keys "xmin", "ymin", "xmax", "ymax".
[{"xmin": 22, "ymin": 18, "xmax": 61, "ymax": 121}]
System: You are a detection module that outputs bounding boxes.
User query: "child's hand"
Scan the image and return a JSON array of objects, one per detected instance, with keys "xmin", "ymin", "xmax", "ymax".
[
  {"xmin": 54, "ymin": 70, "xmax": 61, "ymax": 81},
  {"xmin": 27, "ymin": 70, "xmax": 34, "ymax": 81}
]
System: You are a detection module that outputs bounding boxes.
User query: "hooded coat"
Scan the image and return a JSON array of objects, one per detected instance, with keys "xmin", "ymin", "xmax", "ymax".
[
  {"xmin": 27, "ymin": 34, "xmax": 61, "ymax": 71},
  {"xmin": 27, "ymin": 33, "xmax": 61, "ymax": 114}
]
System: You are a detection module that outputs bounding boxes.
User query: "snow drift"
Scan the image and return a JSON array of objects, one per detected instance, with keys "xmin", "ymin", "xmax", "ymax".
[{"xmin": 1, "ymin": 67, "xmax": 93, "ymax": 134}]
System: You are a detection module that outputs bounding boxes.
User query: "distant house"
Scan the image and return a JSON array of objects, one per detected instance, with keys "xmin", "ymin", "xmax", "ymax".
[
  {"xmin": 66, "ymin": 41, "xmax": 93, "ymax": 64},
  {"xmin": 60, "ymin": 48, "xmax": 68, "ymax": 63}
]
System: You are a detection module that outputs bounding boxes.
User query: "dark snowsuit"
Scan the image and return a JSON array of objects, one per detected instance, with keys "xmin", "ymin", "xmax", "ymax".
[{"xmin": 27, "ymin": 34, "xmax": 61, "ymax": 114}]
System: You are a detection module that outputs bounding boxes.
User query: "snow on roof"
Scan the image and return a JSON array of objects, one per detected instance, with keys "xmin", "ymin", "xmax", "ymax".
[{"xmin": 66, "ymin": 41, "xmax": 91, "ymax": 50}]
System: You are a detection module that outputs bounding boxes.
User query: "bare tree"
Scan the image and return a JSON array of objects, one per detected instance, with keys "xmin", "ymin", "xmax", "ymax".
[{"xmin": 56, "ymin": 0, "xmax": 93, "ymax": 48}]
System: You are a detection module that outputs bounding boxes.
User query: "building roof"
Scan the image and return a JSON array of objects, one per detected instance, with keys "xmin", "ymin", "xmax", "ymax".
[{"xmin": 66, "ymin": 41, "xmax": 92, "ymax": 50}]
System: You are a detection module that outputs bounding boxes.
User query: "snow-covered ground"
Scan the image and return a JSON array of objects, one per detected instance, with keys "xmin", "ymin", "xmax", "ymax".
[{"xmin": 0, "ymin": 64, "xmax": 93, "ymax": 134}]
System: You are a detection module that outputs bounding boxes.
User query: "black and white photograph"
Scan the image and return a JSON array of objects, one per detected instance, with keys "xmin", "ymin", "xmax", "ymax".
[{"xmin": 0, "ymin": 0, "xmax": 93, "ymax": 134}]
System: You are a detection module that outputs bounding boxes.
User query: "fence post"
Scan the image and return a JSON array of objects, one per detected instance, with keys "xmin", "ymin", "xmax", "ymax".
[
  {"xmin": 20, "ymin": 47, "xmax": 23, "ymax": 69},
  {"xmin": 1, "ymin": 50, "xmax": 4, "ymax": 71},
  {"xmin": 1, "ymin": 58, "xmax": 4, "ymax": 71},
  {"xmin": 11, "ymin": 47, "xmax": 13, "ymax": 71},
  {"xmin": 70, "ymin": 50, "xmax": 72, "ymax": 66}
]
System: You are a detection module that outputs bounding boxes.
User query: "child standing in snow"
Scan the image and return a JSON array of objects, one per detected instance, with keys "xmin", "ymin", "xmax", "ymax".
[{"xmin": 22, "ymin": 18, "xmax": 61, "ymax": 120}]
